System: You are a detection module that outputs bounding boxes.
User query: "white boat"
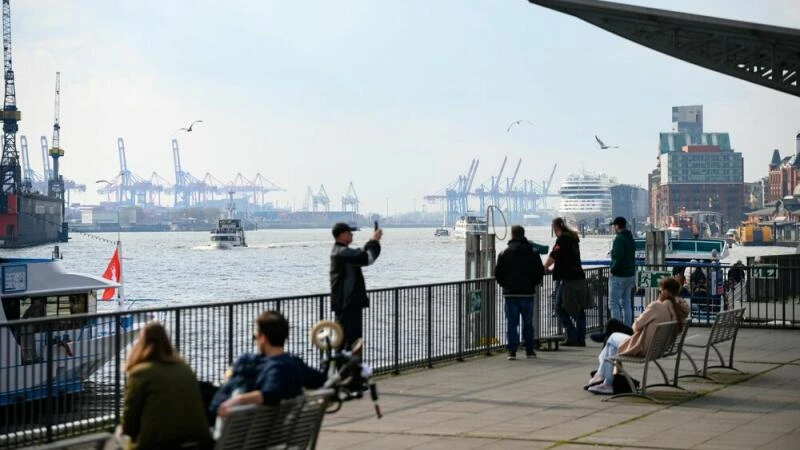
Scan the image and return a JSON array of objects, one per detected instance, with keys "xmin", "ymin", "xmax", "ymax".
[
  {"xmin": 0, "ymin": 251, "xmax": 139, "ymax": 405},
  {"xmin": 558, "ymin": 171, "xmax": 613, "ymax": 228},
  {"xmin": 453, "ymin": 213, "xmax": 487, "ymax": 239},
  {"xmin": 633, "ymin": 237, "xmax": 730, "ymax": 261},
  {"xmin": 210, "ymin": 192, "xmax": 247, "ymax": 249}
]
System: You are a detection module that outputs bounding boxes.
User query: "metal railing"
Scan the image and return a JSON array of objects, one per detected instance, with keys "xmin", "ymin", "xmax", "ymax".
[{"xmin": 3, "ymin": 262, "xmax": 800, "ymax": 448}]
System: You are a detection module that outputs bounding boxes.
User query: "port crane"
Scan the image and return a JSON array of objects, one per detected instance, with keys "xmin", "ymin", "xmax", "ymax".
[
  {"xmin": 171, "ymin": 138, "xmax": 209, "ymax": 207},
  {"xmin": 97, "ymin": 138, "xmax": 166, "ymax": 207},
  {"xmin": 0, "ymin": 0, "xmax": 21, "ymax": 211},
  {"xmin": 341, "ymin": 182, "xmax": 359, "ymax": 213},
  {"xmin": 423, "ymin": 159, "xmax": 479, "ymax": 226}
]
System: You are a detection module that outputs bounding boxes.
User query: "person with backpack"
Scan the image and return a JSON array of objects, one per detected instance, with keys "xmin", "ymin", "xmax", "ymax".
[{"xmin": 495, "ymin": 225, "xmax": 545, "ymax": 360}]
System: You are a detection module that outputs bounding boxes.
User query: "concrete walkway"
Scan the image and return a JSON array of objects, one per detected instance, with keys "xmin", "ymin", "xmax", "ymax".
[{"xmin": 318, "ymin": 328, "xmax": 800, "ymax": 449}]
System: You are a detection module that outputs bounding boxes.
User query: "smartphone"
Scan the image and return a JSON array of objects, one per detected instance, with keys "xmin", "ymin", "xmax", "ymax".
[{"xmin": 374, "ymin": 220, "xmax": 379, "ymax": 231}]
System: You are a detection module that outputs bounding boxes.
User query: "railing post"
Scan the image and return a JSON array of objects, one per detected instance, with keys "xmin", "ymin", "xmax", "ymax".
[
  {"xmin": 115, "ymin": 312, "xmax": 122, "ymax": 426},
  {"xmin": 174, "ymin": 309, "xmax": 181, "ymax": 351},
  {"xmin": 44, "ymin": 320, "xmax": 54, "ymax": 442},
  {"xmin": 457, "ymin": 282, "xmax": 464, "ymax": 361},
  {"xmin": 227, "ymin": 304, "xmax": 234, "ymax": 367},
  {"xmin": 485, "ymin": 279, "xmax": 491, "ymax": 356},
  {"xmin": 393, "ymin": 288, "xmax": 399, "ymax": 375},
  {"xmin": 427, "ymin": 286, "xmax": 432, "ymax": 368}
]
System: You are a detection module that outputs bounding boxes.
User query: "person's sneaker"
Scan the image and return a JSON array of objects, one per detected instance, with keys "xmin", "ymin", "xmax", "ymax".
[
  {"xmin": 590, "ymin": 332, "xmax": 605, "ymax": 343},
  {"xmin": 526, "ymin": 350, "xmax": 537, "ymax": 359},
  {"xmin": 588, "ymin": 383, "xmax": 614, "ymax": 395},
  {"xmin": 507, "ymin": 351, "xmax": 516, "ymax": 360}
]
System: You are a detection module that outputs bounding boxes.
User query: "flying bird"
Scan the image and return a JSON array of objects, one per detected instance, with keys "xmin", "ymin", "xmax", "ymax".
[
  {"xmin": 507, "ymin": 120, "xmax": 534, "ymax": 132},
  {"xmin": 177, "ymin": 120, "xmax": 203, "ymax": 133},
  {"xmin": 595, "ymin": 135, "xmax": 619, "ymax": 149}
]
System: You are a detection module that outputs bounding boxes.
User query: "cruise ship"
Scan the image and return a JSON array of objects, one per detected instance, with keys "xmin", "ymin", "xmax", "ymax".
[{"xmin": 558, "ymin": 171, "xmax": 613, "ymax": 228}]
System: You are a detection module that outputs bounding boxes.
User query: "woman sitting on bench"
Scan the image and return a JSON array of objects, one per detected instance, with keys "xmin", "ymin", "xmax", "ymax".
[{"xmin": 585, "ymin": 277, "xmax": 689, "ymax": 394}]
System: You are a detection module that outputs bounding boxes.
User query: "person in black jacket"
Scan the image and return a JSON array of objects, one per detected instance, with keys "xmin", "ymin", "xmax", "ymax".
[
  {"xmin": 495, "ymin": 225, "xmax": 545, "ymax": 360},
  {"xmin": 544, "ymin": 217, "xmax": 587, "ymax": 346},
  {"xmin": 330, "ymin": 222, "xmax": 382, "ymax": 350}
]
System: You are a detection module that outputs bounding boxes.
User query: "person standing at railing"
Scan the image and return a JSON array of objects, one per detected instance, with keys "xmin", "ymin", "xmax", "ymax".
[
  {"xmin": 329, "ymin": 222, "xmax": 382, "ymax": 350},
  {"xmin": 495, "ymin": 225, "xmax": 545, "ymax": 360},
  {"xmin": 544, "ymin": 218, "xmax": 589, "ymax": 347},
  {"xmin": 609, "ymin": 217, "xmax": 636, "ymax": 327},
  {"xmin": 121, "ymin": 322, "xmax": 212, "ymax": 450}
]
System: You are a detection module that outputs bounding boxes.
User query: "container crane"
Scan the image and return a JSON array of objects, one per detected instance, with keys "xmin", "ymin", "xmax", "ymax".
[
  {"xmin": 40, "ymin": 135, "xmax": 51, "ymax": 180},
  {"xmin": 251, "ymin": 173, "xmax": 283, "ymax": 207},
  {"xmin": 0, "ymin": 0, "xmax": 21, "ymax": 211},
  {"xmin": 312, "ymin": 185, "xmax": 330, "ymax": 212},
  {"xmin": 19, "ymin": 134, "xmax": 31, "ymax": 191},
  {"xmin": 170, "ymin": 138, "xmax": 208, "ymax": 207},
  {"xmin": 341, "ymin": 182, "xmax": 359, "ymax": 213}
]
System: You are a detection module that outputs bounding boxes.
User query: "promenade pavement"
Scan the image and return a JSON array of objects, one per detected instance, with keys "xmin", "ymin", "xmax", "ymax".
[{"xmin": 318, "ymin": 328, "xmax": 800, "ymax": 450}]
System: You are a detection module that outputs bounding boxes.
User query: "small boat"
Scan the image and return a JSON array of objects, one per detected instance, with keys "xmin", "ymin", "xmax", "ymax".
[
  {"xmin": 453, "ymin": 213, "xmax": 487, "ymax": 239},
  {"xmin": 0, "ymin": 248, "xmax": 139, "ymax": 405},
  {"xmin": 210, "ymin": 192, "xmax": 247, "ymax": 249},
  {"xmin": 434, "ymin": 227, "xmax": 450, "ymax": 237},
  {"xmin": 633, "ymin": 237, "xmax": 729, "ymax": 262}
]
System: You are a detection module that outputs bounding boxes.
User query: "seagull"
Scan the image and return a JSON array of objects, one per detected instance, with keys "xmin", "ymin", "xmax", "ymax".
[
  {"xmin": 507, "ymin": 120, "xmax": 534, "ymax": 132},
  {"xmin": 595, "ymin": 135, "xmax": 619, "ymax": 149},
  {"xmin": 177, "ymin": 120, "xmax": 203, "ymax": 133}
]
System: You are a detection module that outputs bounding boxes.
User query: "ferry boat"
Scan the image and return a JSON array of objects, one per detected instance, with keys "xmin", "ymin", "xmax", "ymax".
[
  {"xmin": 558, "ymin": 171, "xmax": 613, "ymax": 228},
  {"xmin": 633, "ymin": 237, "xmax": 729, "ymax": 262},
  {"xmin": 434, "ymin": 227, "xmax": 450, "ymax": 237},
  {"xmin": 210, "ymin": 192, "xmax": 247, "ymax": 249},
  {"xmin": 0, "ymin": 250, "xmax": 139, "ymax": 405},
  {"xmin": 453, "ymin": 214, "xmax": 487, "ymax": 239}
]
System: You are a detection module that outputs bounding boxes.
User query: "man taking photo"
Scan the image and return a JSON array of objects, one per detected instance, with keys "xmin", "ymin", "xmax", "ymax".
[{"xmin": 330, "ymin": 222, "xmax": 382, "ymax": 350}]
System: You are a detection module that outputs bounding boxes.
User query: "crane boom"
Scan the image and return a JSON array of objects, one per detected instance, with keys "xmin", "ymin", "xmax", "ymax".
[
  {"xmin": 48, "ymin": 71, "xmax": 64, "ymax": 200},
  {"xmin": 0, "ymin": 0, "xmax": 21, "ymax": 206},
  {"xmin": 40, "ymin": 136, "xmax": 51, "ymax": 179}
]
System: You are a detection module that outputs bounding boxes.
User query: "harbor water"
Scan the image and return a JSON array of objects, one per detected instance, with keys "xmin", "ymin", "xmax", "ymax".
[{"xmin": 3, "ymin": 227, "xmax": 795, "ymax": 307}]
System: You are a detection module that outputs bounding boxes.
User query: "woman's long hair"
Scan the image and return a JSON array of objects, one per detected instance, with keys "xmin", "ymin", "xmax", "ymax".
[
  {"xmin": 658, "ymin": 277, "xmax": 686, "ymax": 329},
  {"xmin": 125, "ymin": 321, "xmax": 181, "ymax": 372},
  {"xmin": 551, "ymin": 217, "xmax": 579, "ymax": 242}
]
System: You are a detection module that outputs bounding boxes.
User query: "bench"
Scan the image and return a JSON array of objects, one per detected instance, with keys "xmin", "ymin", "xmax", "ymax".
[
  {"xmin": 216, "ymin": 389, "xmax": 331, "ymax": 450},
  {"xmin": 604, "ymin": 321, "xmax": 687, "ymax": 403},
  {"xmin": 679, "ymin": 307, "xmax": 745, "ymax": 381},
  {"xmin": 26, "ymin": 432, "xmax": 112, "ymax": 450}
]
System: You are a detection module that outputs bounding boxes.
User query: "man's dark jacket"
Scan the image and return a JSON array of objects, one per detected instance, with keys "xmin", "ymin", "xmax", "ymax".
[
  {"xmin": 494, "ymin": 238, "xmax": 545, "ymax": 296},
  {"xmin": 610, "ymin": 229, "xmax": 636, "ymax": 277},
  {"xmin": 330, "ymin": 240, "xmax": 381, "ymax": 312}
]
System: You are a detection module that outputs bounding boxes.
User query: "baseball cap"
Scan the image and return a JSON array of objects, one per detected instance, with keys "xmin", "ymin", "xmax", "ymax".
[
  {"xmin": 609, "ymin": 216, "xmax": 627, "ymax": 227},
  {"xmin": 332, "ymin": 222, "xmax": 360, "ymax": 237}
]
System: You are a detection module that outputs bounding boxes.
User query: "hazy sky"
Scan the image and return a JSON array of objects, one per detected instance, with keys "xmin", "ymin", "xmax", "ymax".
[{"xmin": 13, "ymin": 0, "xmax": 800, "ymax": 215}]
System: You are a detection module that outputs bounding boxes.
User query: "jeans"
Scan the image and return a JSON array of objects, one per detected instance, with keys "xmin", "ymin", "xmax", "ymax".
[
  {"xmin": 335, "ymin": 307, "xmax": 363, "ymax": 350},
  {"xmin": 609, "ymin": 275, "xmax": 636, "ymax": 327},
  {"xmin": 596, "ymin": 332, "xmax": 629, "ymax": 384},
  {"xmin": 555, "ymin": 280, "xmax": 586, "ymax": 343},
  {"xmin": 505, "ymin": 297, "xmax": 535, "ymax": 353}
]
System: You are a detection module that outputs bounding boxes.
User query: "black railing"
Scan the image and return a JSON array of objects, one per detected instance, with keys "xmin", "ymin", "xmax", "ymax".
[{"xmin": 3, "ymin": 263, "xmax": 800, "ymax": 448}]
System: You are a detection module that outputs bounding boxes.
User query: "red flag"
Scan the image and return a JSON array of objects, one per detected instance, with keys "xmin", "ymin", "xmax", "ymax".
[{"xmin": 101, "ymin": 248, "xmax": 121, "ymax": 300}]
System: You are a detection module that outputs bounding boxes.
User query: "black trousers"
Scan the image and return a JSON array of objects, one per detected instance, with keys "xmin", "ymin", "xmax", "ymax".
[
  {"xmin": 602, "ymin": 318, "xmax": 633, "ymax": 342},
  {"xmin": 335, "ymin": 307, "xmax": 363, "ymax": 350}
]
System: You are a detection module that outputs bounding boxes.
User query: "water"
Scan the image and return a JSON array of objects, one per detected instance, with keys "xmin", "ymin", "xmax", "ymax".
[{"xmin": 3, "ymin": 227, "xmax": 795, "ymax": 306}]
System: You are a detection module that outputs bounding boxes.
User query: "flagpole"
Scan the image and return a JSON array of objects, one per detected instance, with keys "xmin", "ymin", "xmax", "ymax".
[{"xmin": 116, "ymin": 207, "xmax": 125, "ymax": 307}]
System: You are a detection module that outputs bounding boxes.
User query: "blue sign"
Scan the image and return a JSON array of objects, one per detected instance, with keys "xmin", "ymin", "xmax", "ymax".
[{"xmin": 2, "ymin": 264, "xmax": 28, "ymax": 293}]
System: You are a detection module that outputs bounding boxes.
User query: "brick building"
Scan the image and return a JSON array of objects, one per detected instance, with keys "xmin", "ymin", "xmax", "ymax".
[
  {"xmin": 648, "ymin": 106, "xmax": 744, "ymax": 228},
  {"xmin": 767, "ymin": 134, "xmax": 800, "ymax": 203}
]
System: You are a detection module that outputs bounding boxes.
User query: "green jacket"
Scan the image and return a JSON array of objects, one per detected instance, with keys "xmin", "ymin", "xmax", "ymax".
[
  {"xmin": 123, "ymin": 360, "xmax": 211, "ymax": 450},
  {"xmin": 610, "ymin": 229, "xmax": 636, "ymax": 277}
]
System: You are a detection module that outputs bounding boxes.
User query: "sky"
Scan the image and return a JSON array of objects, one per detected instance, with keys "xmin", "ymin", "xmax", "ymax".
[{"xmin": 12, "ymin": 0, "xmax": 800, "ymax": 216}]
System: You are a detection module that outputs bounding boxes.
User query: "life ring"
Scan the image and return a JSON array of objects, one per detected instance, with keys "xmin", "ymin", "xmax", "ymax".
[
  {"xmin": 309, "ymin": 320, "xmax": 344, "ymax": 351},
  {"xmin": 57, "ymin": 340, "xmax": 74, "ymax": 357}
]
